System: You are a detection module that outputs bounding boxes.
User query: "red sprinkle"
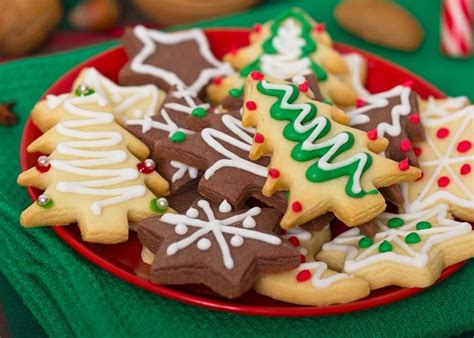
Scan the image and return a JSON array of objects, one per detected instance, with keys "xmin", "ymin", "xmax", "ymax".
[
  {"xmin": 137, "ymin": 161, "xmax": 155, "ymax": 174},
  {"xmin": 35, "ymin": 163, "xmax": 51, "ymax": 173},
  {"xmin": 460, "ymin": 163, "xmax": 471, "ymax": 176},
  {"xmin": 398, "ymin": 158, "xmax": 409, "ymax": 171},
  {"xmin": 298, "ymin": 81, "xmax": 309, "ymax": 92},
  {"xmin": 296, "ymin": 270, "xmax": 312, "ymax": 282},
  {"xmin": 416, "ymin": 171, "xmax": 424, "ymax": 181},
  {"xmin": 288, "ymin": 236, "xmax": 300, "ymax": 247},
  {"xmin": 252, "ymin": 24, "xmax": 262, "ymax": 33},
  {"xmin": 457, "ymin": 140, "xmax": 472, "ymax": 153},
  {"xmin": 437, "ymin": 176, "xmax": 450, "ymax": 188},
  {"xmin": 402, "ymin": 80, "xmax": 414, "ymax": 88},
  {"xmin": 413, "ymin": 146, "xmax": 422, "ymax": 157},
  {"xmin": 400, "ymin": 139, "xmax": 412, "ymax": 152},
  {"xmin": 300, "ymin": 255, "xmax": 306, "ymax": 263},
  {"xmin": 268, "ymin": 168, "xmax": 280, "ymax": 179},
  {"xmin": 291, "ymin": 201, "xmax": 303, "ymax": 213},
  {"xmin": 408, "ymin": 114, "xmax": 420, "ymax": 124},
  {"xmin": 245, "ymin": 100, "xmax": 257, "ymax": 110},
  {"xmin": 356, "ymin": 98, "xmax": 366, "ymax": 108},
  {"xmin": 314, "ymin": 23, "xmax": 326, "ymax": 33},
  {"xmin": 212, "ymin": 76, "xmax": 222, "ymax": 85},
  {"xmin": 254, "ymin": 133, "xmax": 265, "ymax": 143},
  {"xmin": 250, "ymin": 71, "xmax": 264, "ymax": 80},
  {"xmin": 367, "ymin": 129, "xmax": 378, "ymax": 140},
  {"xmin": 436, "ymin": 127, "xmax": 450, "ymax": 139}
]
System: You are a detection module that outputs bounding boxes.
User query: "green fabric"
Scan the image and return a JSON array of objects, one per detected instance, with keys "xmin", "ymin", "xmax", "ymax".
[{"xmin": 0, "ymin": 1, "xmax": 473, "ymax": 337}]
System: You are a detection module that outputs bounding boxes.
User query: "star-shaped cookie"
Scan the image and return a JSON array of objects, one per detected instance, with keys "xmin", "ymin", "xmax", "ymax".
[{"xmin": 119, "ymin": 25, "xmax": 232, "ymax": 95}]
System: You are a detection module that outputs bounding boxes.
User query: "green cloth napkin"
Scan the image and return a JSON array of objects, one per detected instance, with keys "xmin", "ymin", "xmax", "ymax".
[{"xmin": 0, "ymin": 1, "xmax": 473, "ymax": 337}]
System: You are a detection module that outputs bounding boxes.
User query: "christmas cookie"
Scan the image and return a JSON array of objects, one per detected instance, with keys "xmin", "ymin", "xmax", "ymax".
[
  {"xmin": 317, "ymin": 205, "xmax": 474, "ymax": 289},
  {"xmin": 255, "ymin": 225, "xmax": 371, "ymax": 306},
  {"xmin": 119, "ymin": 25, "xmax": 232, "ymax": 95},
  {"xmin": 73, "ymin": 67, "xmax": 166, "ymax": 121},
  {"xmin": 126, "ymin": 85, "xmax": 212, "ymax": 194},
  {"xmin": 401, "ymin": 106, "xmax": 474, "ymax": 222},
  {"xmin": 206, "ymin": 8, "xmax": 358, "ymax": 107},
  {"xmin": 17, "ymin": 84, "xmax": 170, "ymax": 244},
  {"xmin": 137, "ymin": 196, "xmax": 300, "ymax": 298},
  {"xmin": 348, "ymin": 84, "xmax": 425, "ymax": 167},
  {"xmin": 242, "ymin": 75, "xmax": 421, "ymax": 229}
]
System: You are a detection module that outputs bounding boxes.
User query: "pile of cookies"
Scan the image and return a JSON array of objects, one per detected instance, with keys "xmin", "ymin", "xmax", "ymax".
[{"xmin": 17, "ymin": 8, "xmax": 473, "ymax": 306}]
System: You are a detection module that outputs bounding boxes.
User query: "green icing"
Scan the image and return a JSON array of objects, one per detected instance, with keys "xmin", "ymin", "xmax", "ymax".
[
  {"xmin": 387, "ymin": 217, "xmax": 404, "ymax": 228},
  {"xmin": 256, "ymin": 81, "xmax": 374, "ymax": 198},
  {"xmin": 169, "ymin": 131, "xmax": 187, "ymax": 143},
  {"xmin": 322, "ymin": 98, "xmax": 333, "ymax": 106},
  {"xmin": 239, "ymin": 9, "xmax": 328, "ymax": 82},
  {"xmin": 37, "ymin": 198, "xmax": 54, "ymax": 209},
  {"xmin": 150, "ymin": 198, "xmax": 166, "ymax": 213},
  {"xmin": 74, "ymin": 86, "xmax": 95, "ymax": 97},
  {"xmin": 378, "ymin": 240, "xmax": 393, "ymax": 253},
  {"xmin": 358, "ymin": 236, "xmax": 373, "ymax": 248},
  {"xmin": 405, "ymin": 232, "xmax": 421, "ymax": 244},
  {"xmin": 416, "ymin": 221, "xmax": 432, "ymax": 230},
  {"xmin": 228, "ymin": 88, "xmax": 243, "ymax": 97},
  {"xmin": 191, "ymin": 107, "xmax": 207, "ymax": 118}
]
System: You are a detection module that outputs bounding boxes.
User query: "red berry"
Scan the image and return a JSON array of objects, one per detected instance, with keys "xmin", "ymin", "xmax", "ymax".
[
  {"xmin": 356, "ymin": 98, "xmax": 366, "ymax": 108},
  {"xmin": 413, "ymin": 146, "xmax": 422, "ymax": 157},
  {"xmin": 460, "ymin": 163, "xmax": 471, "ymax": 176},
  {"xmin": 436, "ymin": 127, "xmax": 449, "ymax": 139},
  {"xmin": 457, "ymin": 140, "xmax": 472, "ymax": 153},
  {"xmin": 398, "ymin": 158, "xmax": 409, "ymax": 171},
  {"xmin": 268, "ymin": 168, "xmax": 280, "ymax": 179},
  {"xmin": 296, "ymin": 270, "xmax": 312, "ymax": 282},
  {"xmin": 288, "ymin": 236, "xmax": 300, "ymax": 247},
  {"xmin": 254, "ymin": 133, "xmax": 264, "ymax": 143},
  {"xmin": 408, "ymin": 114, "xmax": 420, "ymax": 124},
  {"xmin": 437, "ymin": 176, "xmax": 450, "ymax": 188},
  {"xmin": 367, "ymin": 129, "xmax": 378, "ymax": 140},
  {"xmin": 291, "ymin": 201, "xmax": 303, "ymax": 212},
  {"xmin": 245, "ymin": 100, "xmax": 257, "ymax": 110},
  {"xmin": 400, "ymin": 139, "xmax": 412, "ymax": 152},
  {"xmin": 298, "ymin": 82, "xmax": 309, "ymax": 92},
  {"xmin": 250, "ymin": 71, "xmax": 264, "ymax": 80}
]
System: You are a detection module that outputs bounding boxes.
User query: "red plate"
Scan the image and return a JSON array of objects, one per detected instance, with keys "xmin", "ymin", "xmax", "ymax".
[{"xmin": 20, "ymin": 29, "xmax": 468, "ymax": 317}]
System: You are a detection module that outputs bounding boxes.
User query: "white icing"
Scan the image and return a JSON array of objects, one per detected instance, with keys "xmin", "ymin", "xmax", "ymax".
[
  {"xmin": 130, "ymin": 25, "xmax": 232, "ymax": 95},
  {"xmin": 242, "ymin": 216, "xmax": 256, "ymax": 229},
  {"xmin": 197, "ymin": 238, "xmax": 212, "ymax": 251},
  {"xmin": 170, "ymin": 160, "xmax": 198, "ymax": 183},
  {"xmin": 321, "ymin": 205, "xmax": 472, "ymax": 272},
  {"xmin": 46, "ymin": 94, "xmax": 69, "ymax": 110},
  {"xmin": 161, "ymin": 199, "xmax": 280, "ymax": 270},
  {"xmin": 230, "ymin": 235, "xmax": 244, "ymax": 247},
  {"xmin": 175, "ymin": 223, "xmax": 188, "ymax": 235},
  {"xmin": 342, "ymin": 54, "xmax": 371, "ymax": 100},
  {"xmin": 298, "ymin": 262, "xmax": 351, "ymax": 289},
  {"xmin": 282, "ymin": 227, "xmax": 312, "ymax": 241},
  {"xmin": 218, "ymin": 199, "xmax": 232, "ymax": 213},
  {"xmin": 201, "ymin": 114, "xmax": 268, "ymax": 179},
  {"xmin": 81, "ymin": 67, "xmax": 160, "ymax": 119},
  {"xmin": 402, "ymin": 107, "xmax": 474, "ymax": 212},
  {"xmin": 260, "ymin": 80, "xmax": 370, "ymax": 194},
  {"xmin": 185, "ymin": 207, "xmax": 199, "ymax": 218},
  {"xmin": 49, "ymin": 93, "xmax": 147, "ymax": 215},
  {"xmin": 422, "ymin": 96, "xmax": 469, "ymax": 118}
]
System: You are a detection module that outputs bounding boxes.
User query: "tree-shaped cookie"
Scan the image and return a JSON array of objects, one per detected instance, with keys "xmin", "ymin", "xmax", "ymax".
[
  {"xmin": 137, "ymin": 195, "xmax": 300, "ymax": 298},
  {"xmin": 401, "ymin": 106, "xmax": 474, "ymax": 222},
  {"xmin": 119, "ymin": 25, "xmax": 232, "ymax": 95},
  {"xmin": 126, "ymin": 85, "xmax": 213, "ymax": 194},
  {"xmin": 17, "ymin": 87, "xmax": 170, "ymax": 244},
  {"xmin": 206, "ymin": 8, "xmax": 357, "ymax": 107},
  {"xmin": 317, "ymin": 205, "xmax": 474, "ymax": 289},
  {"xmin": 242, "ymin": 75, "xmax": 421, "ymax": 229}
]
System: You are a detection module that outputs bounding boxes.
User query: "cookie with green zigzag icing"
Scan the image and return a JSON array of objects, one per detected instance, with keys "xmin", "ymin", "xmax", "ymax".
[
  {"xmin": 241, "ymin": 74, "xmax": 421, "ymax": 229},
  {"xmin": 316, "ymin": 205, "xmax": 474, "ymax": 289},
  {"xmin": 206, "ymin": 8, "xmax": 358, "ymax": 107}
]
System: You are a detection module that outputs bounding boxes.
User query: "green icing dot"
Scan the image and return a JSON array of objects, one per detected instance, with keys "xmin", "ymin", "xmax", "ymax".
[
  {"xmin": 150, "ymin": 198, "xmax": 166, "ymax": 213},
  {"xmin": 387, "ymin": 217, "xmax": 404, "ymax": 228},
  {"xmin": 358, "ymin": 236, "xmax": 373, "ymax": 248},
  {"xmin": 169, "ymin": 131, "xmax": 187, "ymax": 143},
  {"xmin": 416, "ymin": 221, "xmax": 432, "ymax": 230},
  {"xmin": 74, "ymin": 86, "xmax": 95, "ymax": 97},
  {"xmin": 191, "ymin": 107, "xmax": 207, "ymax": 118},
  {"xmin": 228, "ymin": 88, "xmax": 242, "ymax": 97},
  {"xmin": 37, "ymin": 199, "xmax": 54, "ymax": 209},
  {"xmin": 378, "ymin": 240, "xmax": 393, "ymax": 253},
  {"xmin": 322, "ymin": 98, "xmax": 333, "ymax": 106},
  {"xmin": 405, "ymin": 232, "xmax": 421, "ymax": 244},
  {"xmin": 284, "ymin": 191, "xmax": 289, "ymax": 200}
]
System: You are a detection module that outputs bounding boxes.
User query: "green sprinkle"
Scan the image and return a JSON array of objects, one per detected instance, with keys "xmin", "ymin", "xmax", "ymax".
[
  {"xmin": 358, "ymin": 236, "xmax": 373, "ymax": 248},
  {"xmin": 37, "ymin": 199, "xmax": 54, "ymax": 209},
  {"xmin": 322, "ymin": 98, "xmax": 333, "ymax": 106},
  {"xmin": 169, "ymin": 131, "xmax": 187, "ymax": 143},
  {"xmin": 416, "ymin": 221, "xmax": 432, "ymax": 230},
  {"xmin": 228, "ymin": 88, "xmax": 242, "ymax": 97},
  {"xmin": 405, "ymin": 232, "xmax": 421, "ymax": 244},
  {"xmin": 150, "ymin": 198, "xmax": 166, "ymax": 213},
  {"xmin": 191, "ymin": 107, "xmax": 208, "ymax": 118},
  {"xmin": 388, "ymin": 217, "xmax": 404, "ymax": 228},
  {"xmin": 378, "ymin": 240, "xmax": 393, "ymax": 253},
  {"xmin": 74, "ymin": 86, "xmax": 95, "ymax": 97}
]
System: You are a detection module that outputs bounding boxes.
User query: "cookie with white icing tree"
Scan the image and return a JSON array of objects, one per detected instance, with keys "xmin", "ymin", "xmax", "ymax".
[
  {"xmin": 317, "ymin": 205, "xmax": 474, "ymax": 289},
  {"xmin": 401, "ymin": 106, "xmax": 474, "ymax": 222},
  {"xmin": 206, "ymin": 8, "xmax": 358, "ymax": 107},
  {"xmin": 137, "ymin": 196, "xmax": 300, "ymax": 298},
  {"xmin": 126, "ymin": 85, "xmax": 214, "ymax": 194},
  {"xmin": 17, "ymin": 84, "xmax": 170, "ymax": 244},
  {"xmin": 242, "ymin": 75, "xmax": 421, "ymax": 229},
  {"xmin": 119, "ymin": 25, "xmax": 232, "ymax": 95},
  {"xmin": 255, "ymin": 225, "xmax": 370, "ymax": 306}
]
